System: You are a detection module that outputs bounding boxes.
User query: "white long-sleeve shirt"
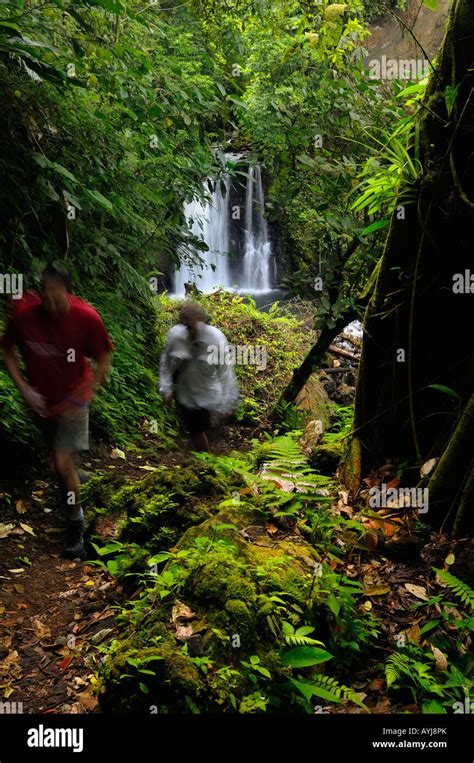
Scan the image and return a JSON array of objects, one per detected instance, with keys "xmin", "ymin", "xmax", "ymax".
[{"xmin": 159, "ymin": 321, "xmax": 241, "ymax": 413}]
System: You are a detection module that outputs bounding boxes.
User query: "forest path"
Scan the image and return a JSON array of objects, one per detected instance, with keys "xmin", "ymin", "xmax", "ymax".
[
  {"xmin": 0, "ymin": 422, "xmax": 254, "ymax": 713},
  {"xmin": 0, "ymin": 422, "xmax": 462, "ymax": 714}
]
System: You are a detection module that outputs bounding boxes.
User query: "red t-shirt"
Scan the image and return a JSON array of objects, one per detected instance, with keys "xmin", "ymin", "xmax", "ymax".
[{"xmin": 2, "ymin": 292, "xmax": 114, "ymax": 417}]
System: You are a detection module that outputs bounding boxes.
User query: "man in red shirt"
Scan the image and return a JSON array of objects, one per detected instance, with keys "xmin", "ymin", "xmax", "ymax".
[{"xmin": 1, "ymin": 265, "xmax": 114, "ymax": 559}]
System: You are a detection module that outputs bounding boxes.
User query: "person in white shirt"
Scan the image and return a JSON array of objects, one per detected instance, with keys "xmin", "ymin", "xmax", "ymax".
[{"xmin": 159, "ymin": 302, "xmax": 240, "ymax": 451}]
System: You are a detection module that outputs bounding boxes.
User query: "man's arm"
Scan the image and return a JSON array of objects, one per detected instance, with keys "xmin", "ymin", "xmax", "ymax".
[
  {"xmin": 92, "ymin": 351, "xmax": 111, "ymax": 392},
  {"xmin": 3, "ymin": 344, "xmax": 48, "ymax": 416}
]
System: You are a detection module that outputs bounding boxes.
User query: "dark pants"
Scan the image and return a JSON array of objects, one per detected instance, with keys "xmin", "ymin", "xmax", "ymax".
[{"xmin": 176, "ymin": 402, "xmax": 210, "ymax": 435}]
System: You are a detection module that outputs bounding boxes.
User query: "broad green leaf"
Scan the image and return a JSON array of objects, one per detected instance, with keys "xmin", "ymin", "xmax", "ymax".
[
  {"xmin": 281, "ymin": 646, "xmax": 333, "ymax": 668},
  {"xmin": 360, "ymin": 219, "xmax": 390, "ymax": 236},
  {"xmin": 83, "ymin": 188, "xmax": 114, "ymax": 211},
  {"xmin": 422, "ymin": 699, "xmax": 446, "ymax": 713},
  {"xmin": 428, "ymin": 384, "xmax": 461, "ymax": 400}
]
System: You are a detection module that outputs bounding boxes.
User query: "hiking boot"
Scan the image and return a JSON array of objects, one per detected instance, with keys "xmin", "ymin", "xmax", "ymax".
[{"xmin": 65, "ymin": 518, "xmax": 85, "ymax": 559}]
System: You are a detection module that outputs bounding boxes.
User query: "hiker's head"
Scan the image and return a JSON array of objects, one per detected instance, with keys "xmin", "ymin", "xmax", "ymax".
[
  {"xmin": 40, "ymin": 265, "xmax": 73, "ymax": 316},
  {"xmin": 178, "ymin": 301, "xmax": 207, "ymax": 336}
]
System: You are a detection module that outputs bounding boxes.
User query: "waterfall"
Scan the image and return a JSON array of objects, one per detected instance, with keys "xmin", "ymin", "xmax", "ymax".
[
  {"xmin": 240, "ymin": 164, "xmax": 272, "ymax": 291},
  {"xmin": 173, "ymin": 175, "xmax": 233, "ymax": 297},
  {"xmin": 173, "ymin": 156, "xmax": 273, "ymax": 296}
]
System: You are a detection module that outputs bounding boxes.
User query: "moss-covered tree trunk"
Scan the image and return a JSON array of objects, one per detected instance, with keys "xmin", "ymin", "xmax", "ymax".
[{"xmin": 347, "ymin": 0, "xmax": 474, "ymax": 533}]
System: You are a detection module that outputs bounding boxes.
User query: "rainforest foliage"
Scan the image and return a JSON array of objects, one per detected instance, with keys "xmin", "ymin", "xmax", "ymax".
[
  {"xmin": 0, "ymin": 0, "xmax": 472, "ymax": 719},
  {"xmin": 0, "ymin": 0, "xmax": 426, "ymax": 446}
]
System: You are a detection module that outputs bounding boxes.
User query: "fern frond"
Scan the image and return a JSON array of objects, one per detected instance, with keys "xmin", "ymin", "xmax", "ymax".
[
  {"xmin": 284, "ymin": 634, "xmax": 322, "ymax": 646},
  {"xmin": 292, "ymin": 673, "xmax": 367, "ymax": 709},
  {"xmin": 385, "ymin": 652, "xmax": 411, "ymax": 688},
  {"xmin": 434, "ymin": 568, "xmax": 474, "ymax": 611},
  {"xmin": 259, "ymin": 434, "xmax": 332, "ymax": 492}
]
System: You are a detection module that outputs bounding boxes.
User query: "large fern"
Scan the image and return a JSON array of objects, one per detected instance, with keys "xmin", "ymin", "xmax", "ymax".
[
  {"xmin": 290, "ymin": 673, "xmax": 367, "ymax": 709},
  {"xmin": 434, "ymin": 568, "xmax": 474, "ymax": 611},
  {"xmin": 258, "ymin": 434, "xmax": 331, "ymax": 492}
]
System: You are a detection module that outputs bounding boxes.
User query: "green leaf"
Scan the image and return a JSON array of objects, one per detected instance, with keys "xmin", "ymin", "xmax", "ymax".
[
  {"xmin": 360, "ymin": 219, "xmax": 390, "ymax": 236},
  {"xmin": 0, "ymin": 22, "xmax": 21, "ymax": 33},
  {"xmin": 422, "ymin": 699, "xmax": 446, "ymax": 713},
  {"xmin": 421, "ymin": 0, "xmax": 438, "ymax": 10},
  {"xmin": 428, "ymin": 384, "xmax": 461, "ymax": 400},
  {"xmin": 296, "ymin": 154, "xmax": 316, "ymax": 167},
  {"xmin": 83, "ymin": 188, "xmax": 114, "ymax": 211},
  {"xmin": 445, "ymin": 85, "xmax": 459, "ymax": 118},
  {"xmin": 289, "ymin": 677, "xmax": 343, "ymax": 704},
  {"xmin": 281, "ymin": 646, "xmax": 333, "ymax": 668}
]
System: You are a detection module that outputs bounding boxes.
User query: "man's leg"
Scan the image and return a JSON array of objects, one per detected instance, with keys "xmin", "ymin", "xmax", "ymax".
[
  {"xmin": 53, "ymin": 449, "xmax": 81, "ymax": 517},
  {"xmin": 53, "ymin": 449, "xmax": 85, "ymax": 558},
  {"xmin": 52, "ymin": 404, "xmax": 89, "ymax": 558}
]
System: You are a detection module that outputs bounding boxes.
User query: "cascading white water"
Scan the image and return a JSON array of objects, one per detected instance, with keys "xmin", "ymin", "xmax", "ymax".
[
  {"xmin": 173, "ymin": 156, "xmax": 273, "ymax": 296},
  {"xmin": 173, "ymin": 175, "xmax": 233, "ymax": 297},
  {"xmin": 240, "ymin": 164, "xmax": 272, "ymax": 292}
]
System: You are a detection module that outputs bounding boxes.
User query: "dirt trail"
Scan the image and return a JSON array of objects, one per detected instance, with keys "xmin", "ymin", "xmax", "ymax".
[{"xmin": 0, "ymin": 424, "xmax": 253, "ymax": 713}]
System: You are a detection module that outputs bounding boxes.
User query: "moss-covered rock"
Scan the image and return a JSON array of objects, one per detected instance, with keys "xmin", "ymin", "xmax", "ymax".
[
  {"xmin": 98, "ymin": 500, "xmax": 321, "ymax": 713},
  {"xmin": 90, "ymin": 460, "xmax": 246, "ymax": 550}
]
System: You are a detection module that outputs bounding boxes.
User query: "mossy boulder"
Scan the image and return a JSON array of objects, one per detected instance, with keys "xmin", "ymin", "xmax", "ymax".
[
  {"xmin": 98, "ymin": 502, "xmax": 321, "ymax": 713},
  {"xmin": 92, "ymin": 460, "xmax": 245, "ymax": 549}
]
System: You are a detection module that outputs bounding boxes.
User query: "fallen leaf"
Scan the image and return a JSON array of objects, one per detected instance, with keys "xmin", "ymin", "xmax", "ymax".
[
  {"xmin": 0, "ymin": 523, "xmax": 16, "ymax": 539},
  {"xmin": 15, "ymin": 500, "xmax": 27, "ymax": 514},
  {"xmin": 444, "ymin": 553, "xmax": 455, "ymax": 566},
  {"xmin": 404, "ymin": 583, "xmax": 429, "ymax": 601},
  {"xmin": 406, "ymin": 623, "xmax": 421, "ymax": 643},
  {"xmin": 364, "ymin": 585, "xmax": 391, "ymax": 596},
  {"xmin": 431, "ymin": 645, "xmax": 448, "ymax": 672},
  {"xmin": 13, "ymin": 583, "xmax": 24, "ymax": 594},
  {"xmin": 76, "ymin": 689, "xmax": 98, "ymax": 711},
  {"xmin": 19, "ymin": 523, "xmax": 36, "ymax": 536},
  {"xmin": 33, "ymin": 618, "xmax": 51, "ymax": 640},
  {"xmin": 175, "ymin": 624, "xmax": 193, "ymax": 642},
  {"xmin": 110, "ymin": 448, "xmax": 126, "ymax": 460},
  {"xmin": 61, "ymin": 655, "xmax": 73, "ymax": 671},
  {"xmin": 138, "ymin": 465, "xmax": 158, "ymax": 471},
  {"xmin": 172, "ymin": 602, "xmax": 195, "ymax": 624},
  {"xmin": 8, "ymin": 569, "xmax": 25, "ymax": 574}
]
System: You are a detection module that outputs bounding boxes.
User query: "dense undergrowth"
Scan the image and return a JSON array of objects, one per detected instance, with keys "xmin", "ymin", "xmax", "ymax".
[{"xmin": 83, "ymin": 433, "xmax": 473, "ymax": 714}]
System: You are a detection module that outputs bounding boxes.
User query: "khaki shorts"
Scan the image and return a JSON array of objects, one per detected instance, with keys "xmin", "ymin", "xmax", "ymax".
[{"xmin": 39, "ymin": 403, "xmax": 90, "ymax": 453}]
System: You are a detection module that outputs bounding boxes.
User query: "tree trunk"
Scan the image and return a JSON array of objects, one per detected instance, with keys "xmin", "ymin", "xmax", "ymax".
[
  {"xmin": 347, "ymin": 0, "xmax": 474, "ymax": 532},
  {"xmin": 273, "ymin": 309, "xmax": 358, "ymax": 416}
]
